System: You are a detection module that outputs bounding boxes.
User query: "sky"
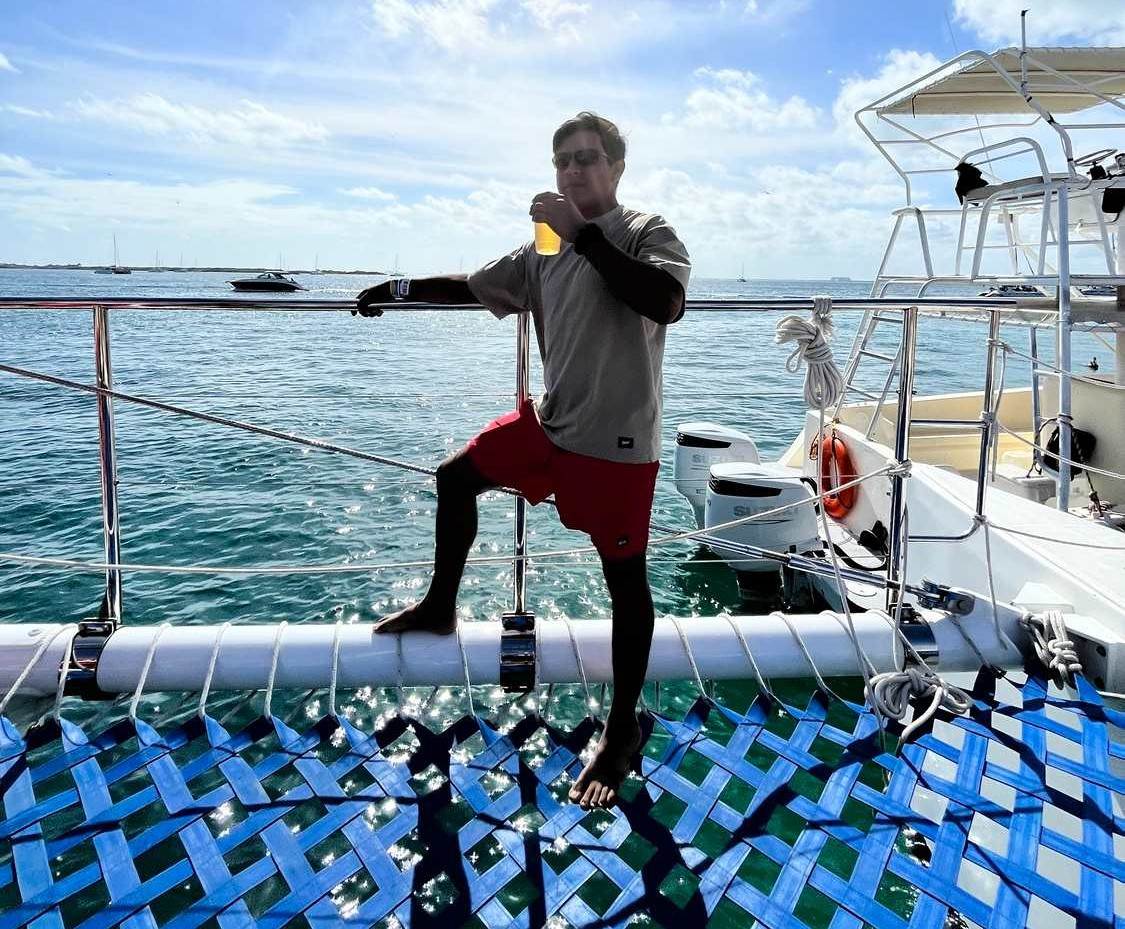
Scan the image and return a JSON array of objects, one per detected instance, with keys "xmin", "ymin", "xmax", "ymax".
[{"xmin": 2, "ymin": 0, "xmax": 1124, "ymax": 277}]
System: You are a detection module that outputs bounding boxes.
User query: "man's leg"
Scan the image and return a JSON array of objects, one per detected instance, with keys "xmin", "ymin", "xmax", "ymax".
[
  {"xmin": 569, "ymin": 551, "xmax": 654, "ymax": 809},
  {"xmin": 374, "ymin": 449, "xmax": 495, "ymax": 635}
]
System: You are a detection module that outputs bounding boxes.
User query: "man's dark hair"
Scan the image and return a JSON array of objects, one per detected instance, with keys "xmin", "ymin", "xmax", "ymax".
[{"xmin": 553, "ymin": 111, "xmax": 626, "ymax": 163}]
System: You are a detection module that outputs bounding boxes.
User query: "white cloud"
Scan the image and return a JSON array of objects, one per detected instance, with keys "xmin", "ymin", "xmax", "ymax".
[
  {"xmin": 832, "ymin": 49, "xmax": 943, "ymax": 144},
  {"xmin": 0, "ymin": 52, "xmax": 17, "ymax": 73},
  {"xmin": 71, "ymin": 93, "xmax": 329, "ymax": 149},
  {"xmin": 372, "ymin": 0, "xmax": 500, "ymax": 49},
  {"xmin": 954, "ymin": 0, "xmax": 1125, "ymax": 44},
  {"xmin": 665, "ymin": 67, "xmax": 820, "ymax": 132},
  {"xmin": 341, "ymin": 186, "xmax": 397, "ymax": 201},
  {"xmin": 519, "ymin": 0, "xmax": 591, "ymax": 31},
  {"xmin": 0, "ymin": 104, "xmax": 53, "ymax": 119},
  {"xmin": 0, "ymin": 153, "xmax": 56, "ymax": 179}
]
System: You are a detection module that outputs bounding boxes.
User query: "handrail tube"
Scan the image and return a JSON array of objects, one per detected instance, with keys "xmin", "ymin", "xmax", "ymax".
[
  {"xmin": 0, "ymin": 296, "xmax": 1027, "ymax": 312},
  {"xmin": 92, "ymin": 306, "xmax": 122, "ymax": 623},
  {"xmin": 886, "ymin": 306, "xmax": 918, "ymax": 613},
  {"xmin": 975, "ymin": 310, "xmax": 1002, "ymax": 517},
  {"xmin": 1055, "ymin": 185, "xmax": 1074, "ymax": 509}
]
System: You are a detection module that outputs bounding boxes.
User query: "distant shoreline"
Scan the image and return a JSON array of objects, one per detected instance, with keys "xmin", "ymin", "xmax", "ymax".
[{"xmin": 0, "ymin": 264, "xmax": 387, "ymax": 275}]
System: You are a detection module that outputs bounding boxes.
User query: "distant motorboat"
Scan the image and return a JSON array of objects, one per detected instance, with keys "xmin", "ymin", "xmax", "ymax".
[
  {"xmin": 1078, "ymin": 283, "xmax": 1116, "ymax": 296},
  {"xmin": 830, "ymin": 276, "xmax": 852, "ymax": 282},
  {"xmin": 228, "ymin": 272, "xmax": 304, "ymax": 292},
  {"xmin": 978, "ymin": 283, "xmax": 1046, "ymax": 297}
]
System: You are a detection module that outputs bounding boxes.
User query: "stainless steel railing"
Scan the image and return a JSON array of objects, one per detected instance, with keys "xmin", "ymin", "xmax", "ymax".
[{"xmin": 0, "ymin": 293, "xmax": 1036, "ymax": 624}]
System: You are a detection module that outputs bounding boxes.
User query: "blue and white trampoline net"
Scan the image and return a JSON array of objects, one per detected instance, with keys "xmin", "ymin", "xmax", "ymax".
[{"xmin": 1, "ymin": 671, "xmax": 1121, "ymax": 929}]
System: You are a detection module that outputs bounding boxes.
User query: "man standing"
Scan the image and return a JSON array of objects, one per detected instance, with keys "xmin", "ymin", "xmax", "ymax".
[{"xmin": 355, "ymin": 112, "xmax": 690, "ymax": 809}]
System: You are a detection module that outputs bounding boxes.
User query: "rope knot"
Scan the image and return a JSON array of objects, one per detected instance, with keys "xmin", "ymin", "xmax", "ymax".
[{"xmin": 1022, "ymin": 610, "xmax": 1082, "ymax": 686}]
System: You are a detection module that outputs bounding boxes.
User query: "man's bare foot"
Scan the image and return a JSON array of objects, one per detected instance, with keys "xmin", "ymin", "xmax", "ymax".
[
  {"xmin": 373, "ymin": 599, "xmax": 457, "ymax": 635},
  {"xmin": 568, "ymin": 719, "xmax": 643, "ymax": 809}
]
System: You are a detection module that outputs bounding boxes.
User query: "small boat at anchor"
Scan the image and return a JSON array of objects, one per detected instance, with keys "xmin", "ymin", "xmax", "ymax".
[{"xmin": 228, "ymin": 271, "xmax": 304, "ymax": 292}]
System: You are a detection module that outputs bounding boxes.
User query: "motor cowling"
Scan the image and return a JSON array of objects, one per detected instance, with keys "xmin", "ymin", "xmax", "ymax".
[
  {"xmin": 673, "ymin": 422, "xmax": 759, "ymax": 528},
  {"xmin": 704, "ymin": 462, "xmax": 821, "ymax": 573}
]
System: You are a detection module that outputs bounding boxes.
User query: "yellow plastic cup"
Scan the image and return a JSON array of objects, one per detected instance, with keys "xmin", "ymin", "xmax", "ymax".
[{"xmin": 534, "ymin": 221, "xmax": 561, "ymax": 256}]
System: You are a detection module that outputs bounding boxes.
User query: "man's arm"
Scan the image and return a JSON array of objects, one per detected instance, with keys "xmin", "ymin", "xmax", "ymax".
[
  {"xmin": 530, "ymin": 193, "xmax": 685, "ymax": 325},
  {"xmin": 572, "ymin": 223, "xmax": 685, "ymax": 325},
  {"xmin": 354, "ymin": 275, "xmax": 476, "ymax": 317}
]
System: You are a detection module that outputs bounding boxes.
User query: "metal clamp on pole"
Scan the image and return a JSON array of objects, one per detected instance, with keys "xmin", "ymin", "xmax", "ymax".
[
  {"xmin": 915, "ymin": 578, "xmax": 975, "ymax": 615},
  {"xmin": 499, "ymin": 611, "xmax": 536, "ymax": 692},
  {"xmin": 64, "ymin": 620, "xmax": 117, "ymax": 700}
]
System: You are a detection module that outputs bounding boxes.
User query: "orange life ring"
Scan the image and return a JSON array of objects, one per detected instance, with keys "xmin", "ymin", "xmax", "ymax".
[{"xmin": 817, "ymin": 432, "xmax": 857, "ymax": 519}]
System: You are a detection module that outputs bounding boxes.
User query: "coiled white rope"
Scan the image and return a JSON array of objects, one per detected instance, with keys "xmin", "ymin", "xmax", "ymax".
[
  {"xmin": 721, "ymin": 614, "xmax": 776, "ymax": 703},
  {"xmin": 775, "ymin": 296, "xmax": 844, "ymax": 410},
  {"xmin": 1022, "ymin": 609, "xmax": 1082, "ymax": 686}
]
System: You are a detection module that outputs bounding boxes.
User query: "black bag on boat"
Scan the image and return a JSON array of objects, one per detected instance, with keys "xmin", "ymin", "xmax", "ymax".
[
  {"xmin": 1102, "ymin": 186, "xmax": 1125, "ymax": 219},
  {"xmin": 954, "ymin": 162, "xmax": 987, "ymax": 204},
  {"xmin": 1044, "ymin": 424, "xmax": 1097, "ymax": 477}
]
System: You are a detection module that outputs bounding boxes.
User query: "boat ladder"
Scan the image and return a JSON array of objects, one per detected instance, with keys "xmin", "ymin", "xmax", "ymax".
[{"xmin": 833, "ymin": 306, "xmax": 906, "ymax": 438}]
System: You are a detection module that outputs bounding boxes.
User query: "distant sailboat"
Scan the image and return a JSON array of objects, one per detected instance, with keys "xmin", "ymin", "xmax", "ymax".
[
  {"xmin": 94, "ymin": 233, "xmax": 131, "ymax": 274},
  {"xmin": 737, "ymin": 262, "xmax": 747, "ymax": 282}
]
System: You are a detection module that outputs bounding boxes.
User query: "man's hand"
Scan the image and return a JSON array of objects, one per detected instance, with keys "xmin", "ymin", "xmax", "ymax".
[
  {"xmin": 530, "ymin": 192, "xmax": 585, "ymax": 242},
  {"xmin": 353, "ymin": 282, "xmax": 390, "ymax": 317}
]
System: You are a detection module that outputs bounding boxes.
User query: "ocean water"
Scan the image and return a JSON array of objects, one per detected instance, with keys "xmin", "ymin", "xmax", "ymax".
[
  {"xmin": 0, "ymin": 270, "xmax": 1109, "ymax": 664},
  {"xmin": 0, "ymin": 268, "xmax": 1111, "ymax": 924}
]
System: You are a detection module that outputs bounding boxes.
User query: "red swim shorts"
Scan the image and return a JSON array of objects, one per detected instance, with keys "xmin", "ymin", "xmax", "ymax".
[{"xmin": 465, "ymin": 400, "xmax": 659, "ymax": 561}]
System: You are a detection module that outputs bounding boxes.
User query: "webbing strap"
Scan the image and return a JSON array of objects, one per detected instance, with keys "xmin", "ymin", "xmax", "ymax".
[{"xmin": 0, "ymin": 673, "xmax": 1121, "ymax": 929}]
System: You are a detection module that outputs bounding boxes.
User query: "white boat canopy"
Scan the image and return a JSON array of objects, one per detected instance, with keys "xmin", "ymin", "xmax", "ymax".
[{"xmin": 877, "ymin": 47, "xmax": 1125, "ymax": 116}]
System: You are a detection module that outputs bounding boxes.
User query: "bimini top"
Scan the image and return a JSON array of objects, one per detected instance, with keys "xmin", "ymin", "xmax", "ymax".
[{"xmin": 876, "ymin": 46, "xmax": 1125, "ymax": 116}]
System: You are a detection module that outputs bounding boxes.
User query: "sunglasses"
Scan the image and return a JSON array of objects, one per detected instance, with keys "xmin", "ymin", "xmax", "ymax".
[{"xmin": 552, "ymin": 148, "xmax": 610, "ymax": 170}]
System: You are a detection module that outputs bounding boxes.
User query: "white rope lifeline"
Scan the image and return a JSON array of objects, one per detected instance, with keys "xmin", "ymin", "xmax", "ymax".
[
  {"xmin": 263, "ymin": 621, "xmax": 288, "ymax": 718},
  {"xmin": 0, "ymin": 624, "xmax": 79, "ymax": 717},
  {"xmin": 198, "ymin": 622, "xmax": 231, "ymax": 719},
  {"xmin": 129, "ymin": 622, "xmax": 171, "ymax": 721}
]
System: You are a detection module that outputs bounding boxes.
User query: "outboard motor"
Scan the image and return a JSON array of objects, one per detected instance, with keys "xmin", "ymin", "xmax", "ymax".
[
  {"xmin": 705, "ymin": 462, "xmax": 823, "ymax": 608},
  {"xmin": 673, "ymin": 422, "xmax": 759, "ymax": 528}
]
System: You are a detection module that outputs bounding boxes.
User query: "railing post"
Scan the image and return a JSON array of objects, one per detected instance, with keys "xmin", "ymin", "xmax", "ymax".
[
  {"xmin": 93, "ymin": 306, "xmax": 122, "ymax": 623},
  {"xmin": 1054, "ymin": 184, "xmax": 1073, "ymax": 510},
  {"xmin": 513, "ymin": 312, "xmax": 530, "ymax": 613},
  {"xmin": 1028, "ymin": 326, "xmax": 1042, "ymax": 472},
  {"xmin": 498, "ymin": 311, "xmax": 536, "ymax": 692},
  {"xmin": 886, "ymin": 305, "xmax": 917, "ymax": 614},
  {"xmin": 975, "ymin": 309, "xmax": 1002, "ymax": 518}
]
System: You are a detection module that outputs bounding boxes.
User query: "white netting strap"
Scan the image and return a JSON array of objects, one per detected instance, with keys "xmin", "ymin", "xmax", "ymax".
[
  {"xmin": 669, "ymin": 617, "xmax": 707, "ymax": 698},
  {"xmin": 198, "ymin": 622, "xmax": 231, "ymax": 719},
  {"xmin": 774, "ymin": 295, "xmax": 843, "ymax": 409},
  {"xmin": 1022, "ymin": 609, "xmax": 1082, "ymax": 685},
  {"xmin": 0, "ymin": 624, "xmax": 79, "ymax": 717},
  {"xmin": 561, "ymin": 617, "xmax": 594, "ymax": 715},
  {"xmin": 129, "ymin": 622, "xmax": 171, "ymax": 721},
  {"xmin": 263, "ymin": 621, "xmax": 288, "ymax": 718},
  {"xmin": 455, "ymin": 624, "xmax": 477, "ymax": 717},
  {"xmin": 327, "ymin": 621, "xmax": 343, "ymax": 718},
  {"xmin": 53, "ymin": 632, "xmax": 78, "ymax": 722},
  {"xmin": 866, "ymin": 666, "xmax": 973, "ymax": 742},
  {"xmin": 722, "ymin": 614, "xmax": 775, "ymax": 701}
]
